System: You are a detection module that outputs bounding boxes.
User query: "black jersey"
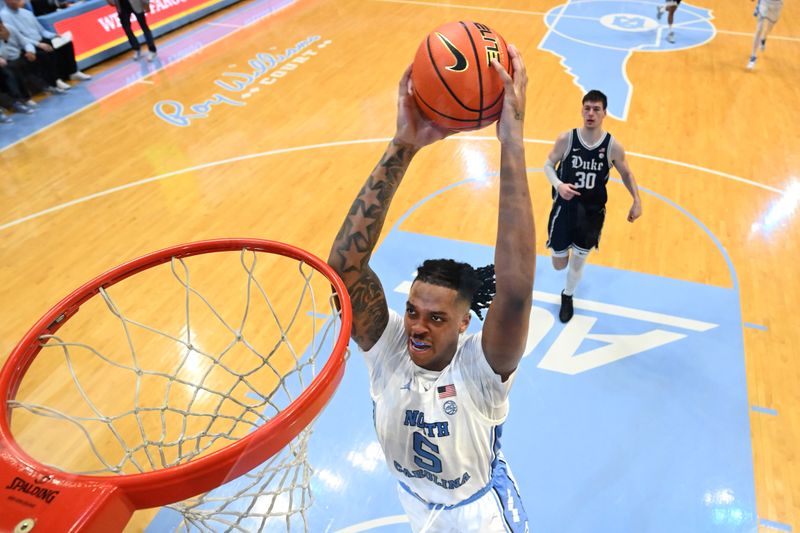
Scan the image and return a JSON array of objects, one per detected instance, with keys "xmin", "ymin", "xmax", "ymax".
[{"xmin": 556, "ymin": 129, "xmax": 613, "ymax": 207}]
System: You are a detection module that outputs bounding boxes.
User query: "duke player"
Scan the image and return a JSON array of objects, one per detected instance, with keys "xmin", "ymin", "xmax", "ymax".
[
  {"xmin": 328, "ymin": 46, "xmax": 533, "ymax": 531},
  {"xmin": 544, "ymin": 90, "xmax": 642, "ymax": 323}
]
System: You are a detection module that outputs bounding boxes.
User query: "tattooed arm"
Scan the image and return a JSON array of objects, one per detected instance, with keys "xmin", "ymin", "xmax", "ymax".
[
  {"xmin": 327, "ymin": 142, "xmax": 415, "ymax": 351},
  {"xmin": 328, "ymin": 65, "xmax": 451, "ymax": 351}
]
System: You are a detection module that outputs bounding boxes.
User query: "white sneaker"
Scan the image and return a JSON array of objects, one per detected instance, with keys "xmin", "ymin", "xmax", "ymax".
[
  {"xmin": 656, "ymin": 5, "xmax": 664, "ymax": 20},
  {"xmin": 55, "ymin": 79, "xmax": 71, "ymax": 90},
  {"xmin": 70, "ymin": 71, "xmax": 91, "ymax": 81},
  {"xmin": 747, "ymin": 57, "xmax": 756, "ymax": 70},
  {"xmin": 25, "ymin": 99, "xmax": 38, "ymax": 107},
  {"xmin": 46, "ymin": 85, "xmax": 65, "ymax": 94},
  {"xmin": 146, "ymin": 51, "xmax": 157, "ymax": 62},
  {"xmin": 0, "ymin": 112, "xmax": 12, "ymax": 124},
  {"xmin": 133, "ymin": 49, "xmax": 142, "ymax": 60},
  {"xmin": 12, "ymin": 102, "xmax": 34, "ymax": 114},
  {"xmin": 666, "ymin": 31, "xmax": 675, "ymax": 43}
]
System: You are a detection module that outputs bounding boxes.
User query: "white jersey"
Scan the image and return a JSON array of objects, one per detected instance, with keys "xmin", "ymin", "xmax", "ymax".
[
  {"xmin": 363, "ymin": 310, "xmax": 514, "ymax": 506},
  {"xmin": 756, "ymin": 0, "xmax": 783, "ymax": 22}
]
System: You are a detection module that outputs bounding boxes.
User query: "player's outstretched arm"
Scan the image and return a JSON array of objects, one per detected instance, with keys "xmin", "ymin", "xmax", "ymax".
[
  {"xmin": 327, "ymin": 65, "xmax": 451, "ymax": 351},
  {"xmin": 482, "ymin": 45, "xmax": 535, "ymax": 380},
  {"xmin": 611, "ymin": 141, "xmax": 642, "ymax": 222},
  {"xmin": 327, "ymin": 142, "xmax": 411, "ymax": 352}
]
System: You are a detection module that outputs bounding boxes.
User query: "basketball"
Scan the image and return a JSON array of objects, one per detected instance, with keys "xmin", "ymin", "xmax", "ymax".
[{"xmin": 411, "ymin": 21, "xmax": 512, "ymax": 131}]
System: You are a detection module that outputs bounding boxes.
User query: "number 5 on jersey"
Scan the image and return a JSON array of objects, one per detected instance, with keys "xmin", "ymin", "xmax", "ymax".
[{"xmin": 413, "ymin": 432, "xmax": 442, "ymax": 473}]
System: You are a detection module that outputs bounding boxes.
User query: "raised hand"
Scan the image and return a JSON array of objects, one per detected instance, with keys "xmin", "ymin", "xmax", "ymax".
[
  {"xmin": 492, "ymin": 44, "xmax": 527, "ymax": 144},
  {"xmin": 393, "ymin": 64, "xmax": 453, "ymax": 150}
]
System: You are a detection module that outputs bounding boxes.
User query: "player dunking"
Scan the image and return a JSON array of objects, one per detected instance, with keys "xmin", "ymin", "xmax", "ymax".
[
  {"xmin": 544, "ymin": 90, "xmax": 642, "ymax": 323},
  {"xmin": 328, "ymin": 47, "xmax": 533, "ymax": 531}
]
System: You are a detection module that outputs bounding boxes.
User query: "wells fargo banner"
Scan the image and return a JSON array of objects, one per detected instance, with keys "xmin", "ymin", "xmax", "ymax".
[{"xmin": 53, "ymin": 0, "xmax": 228, "ymax": 60}]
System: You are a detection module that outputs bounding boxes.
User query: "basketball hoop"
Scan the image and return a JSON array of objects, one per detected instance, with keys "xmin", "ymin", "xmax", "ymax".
[{"xmin": 0, "ymin": 239, "xmax": 351, "ymax": 532}]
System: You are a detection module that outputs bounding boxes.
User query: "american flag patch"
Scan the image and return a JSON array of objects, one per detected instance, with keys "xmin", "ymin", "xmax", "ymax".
[{"xmin": 437, "ymin": 384, "xmax": 456, "ymax": 398}]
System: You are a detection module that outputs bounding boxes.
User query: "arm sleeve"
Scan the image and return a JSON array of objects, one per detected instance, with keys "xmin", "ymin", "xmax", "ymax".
[
  {"xmin": 544, "ymin": 158, "xmax": 563, "ymax": 188},
  {"xmin": 544, "ymin": 132, "xmax": 572, "ymax": 188}
]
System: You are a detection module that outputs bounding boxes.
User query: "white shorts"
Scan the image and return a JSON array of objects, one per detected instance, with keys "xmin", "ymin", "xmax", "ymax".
[
  {"xmin": 756, "ymin": 0, "xmax": 783, "ymax": 23},
  {"xmin": 396, "ymin": 460, "xmax": 528, "ymax": 532}
]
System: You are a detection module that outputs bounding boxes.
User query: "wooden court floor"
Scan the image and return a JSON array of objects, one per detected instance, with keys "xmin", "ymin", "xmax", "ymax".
[{"xmin": 0, "ymin": 0, "xmax": 798, "ymax": 530}]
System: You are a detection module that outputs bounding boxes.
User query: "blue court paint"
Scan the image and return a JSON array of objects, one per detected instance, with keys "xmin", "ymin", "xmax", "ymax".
[
  {"xmin": 261, "ymin": 172, "xmax": 756, "ymax": 530},
  {"xmin": 744, "ymin": 322, "xmax": 768, "ymax": 331},
  {"xmin": 759, "ymin": 518, "xmax": 793, "ymax": 531},
  {"xmin": 539, "ymin": 0, "xmax": 715, "ymax": 119},
  {"xmin": 751, "ymin": 406, "xmax": 778, "ymax": 416}
]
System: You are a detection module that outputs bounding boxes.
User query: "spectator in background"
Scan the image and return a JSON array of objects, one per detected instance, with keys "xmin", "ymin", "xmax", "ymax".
[
  {"xmin": 0, "ymin": 86, "xmax": 16, "ymax": 121},
  {"xmin": 0, "ymin": 19, "xmax": 49, "ymax": 102},
  {"xmin": 1, "ymin": 0, "xmax": 91, "ymax": 91},
  {"xmin": 30, "ymin": 0, "xmax": 75, "ymax": 16},
  {"xmin": 108, "ymin": 0, "xmax": 156, "ymax": 62},
  {"xmin": 1, "ymin": 58, "xmax": 36, "ymax": 114}
]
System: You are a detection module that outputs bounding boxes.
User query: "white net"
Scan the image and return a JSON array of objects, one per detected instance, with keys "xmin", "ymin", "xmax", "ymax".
[
  {"xmin": 173, "ymin": 428, "xmax": 314, "ymax": 532},
  {"xmin": 7, "ymin": 246, "xmax": 347, "ymax": 532}
]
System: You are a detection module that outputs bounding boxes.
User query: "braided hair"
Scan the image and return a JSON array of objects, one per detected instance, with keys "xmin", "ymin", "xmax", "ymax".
[{"xmin": 414, "ymin": 259, "xmax": 497, "ymax": 321}]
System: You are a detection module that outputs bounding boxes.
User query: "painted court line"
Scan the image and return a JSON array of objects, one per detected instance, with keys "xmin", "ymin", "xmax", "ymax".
[
  {"xmin": 541, "ymin": 1, "xmax": 716, "ymax": 55},
  {"xmin": 373, "ymin": 0, "xmax": 800, "ymax": 44},
  {"xmin": 751, "ymin": 406, "xmax": 778, "ymax": 416},
  {"xmin": 372, "ymin": 0, "xmax": 547, "ymax": 16},
  {"xmin": 334, "ymin": 515, "xmax": 409, "ymax": 533},
  {"xmin": 206, "ymin": 21, "xmax": 243, "ymax": 28},
  {"xmin": 394, "ymin": 282, "xmax": 719, "ymax": 332},
  {"xmin": 463, "ymin": 135, "xmax": 786, "ymax": 194},
  {"xmin": 715, "ymin": 28, "xmax": 800, "ymax": 43},
  {"xmin": 0, "ymin": 137, "xmax": 789, "ymax": 232},
  {"xmin": 532, "ymin": 290, "xmax": 718, "ymax": 331},
  {"xmin": 759, "ymin": 518, "xmax": 793, "ymax": 531}
]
